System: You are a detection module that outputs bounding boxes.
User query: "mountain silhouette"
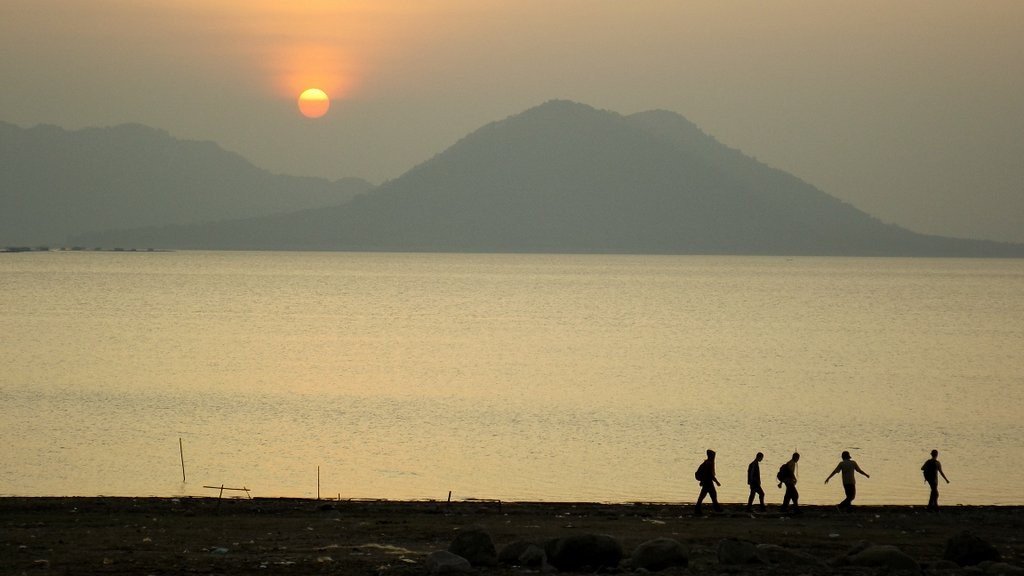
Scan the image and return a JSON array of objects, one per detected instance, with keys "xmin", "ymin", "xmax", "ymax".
[
  {"xmin": 0, "ymin": 121, "xmax": 372, "ymax": 246},
  {"xmin": 67, "ymin": 101, "xmax": 1022, "ymax": 256}
]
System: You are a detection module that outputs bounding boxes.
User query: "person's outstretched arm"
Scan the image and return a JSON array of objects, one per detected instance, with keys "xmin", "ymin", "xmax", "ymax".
[
  {"xmin": 855, "ymin": 463, "xmax": 869, "ymax": 478},
  {"xmin": 938, "ymin": 462, "xmax": 949, "ymax": 483},
  {"xmin": 825, "ymin": 464, "xmax": 841, "ymax": 484}
]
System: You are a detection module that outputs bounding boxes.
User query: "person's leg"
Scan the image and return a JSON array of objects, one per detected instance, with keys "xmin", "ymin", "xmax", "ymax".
[
  {"xmin": 791, "ymin": 484, "xmax": 800, "ymax": 512},
  {"xmin": 696, "ymin": 485, "xmax": 708, "ymax": 514},
  {"xmin": 747, "ymin": 488, "xmax": 754, "ymax": 510},
  {"xmin": 782, "ymin": 483, "xmax": 793, "ymax": 511},
  {"xmin": 756, "ymin": 486, "xmax": 765, "ymax": 510},
  {"xmin": 840, "ymin": 483, "xmax": 855, "ymax": 509},
  {"xmin": 928, "ymin": 481, "xmax": 939, "ymax": 510},
  {"xmin": 709, "ymin": 484, "xmax": 722, "ymax": 511}
]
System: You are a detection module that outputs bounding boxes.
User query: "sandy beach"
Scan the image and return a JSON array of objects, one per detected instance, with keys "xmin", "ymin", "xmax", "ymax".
[{"xmin": 2, "ymin": 497, "xmax": 1021, "ymax": 574}]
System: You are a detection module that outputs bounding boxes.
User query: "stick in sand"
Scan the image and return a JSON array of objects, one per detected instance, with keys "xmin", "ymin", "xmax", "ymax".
[{"xmin": 179, "ymin": 438, "xmax": 186, "ymax": 483}]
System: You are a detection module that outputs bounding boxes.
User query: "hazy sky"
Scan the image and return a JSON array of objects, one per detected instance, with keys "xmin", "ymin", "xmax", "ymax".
[{"xmin": 3, "ymin": 1, "xmax": 1022, "ymax": 242}]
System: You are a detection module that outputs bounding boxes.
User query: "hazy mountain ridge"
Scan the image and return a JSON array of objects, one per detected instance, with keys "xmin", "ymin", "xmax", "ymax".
[
  {"xmin": 0, "ymin": 121, "xmax": 373, "ymax": 246},
  {"xmin": 64, "ymin": 101, "xmax": 1024, "ymax": 256}
]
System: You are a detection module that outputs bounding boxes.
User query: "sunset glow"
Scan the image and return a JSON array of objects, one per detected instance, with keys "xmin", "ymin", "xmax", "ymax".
[{"xmin": 297, "ymin": 88, "xmax": 330, "ymax": 118}]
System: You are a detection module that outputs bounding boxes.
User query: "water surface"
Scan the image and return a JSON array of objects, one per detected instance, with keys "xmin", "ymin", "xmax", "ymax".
[{"xmin": 2, "ymin": 251, "xmax": 1021, "ymax": 504}]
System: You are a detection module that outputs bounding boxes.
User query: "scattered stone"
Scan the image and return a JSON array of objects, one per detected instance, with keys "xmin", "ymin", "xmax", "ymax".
[
  {"xmin": 545, "ymin": 533, "xmax": 623, "ymax": 572},
  {"xmin": 426, "ymin": 550, "xmax": 473, "ymax": 575},
  {"xmin": 355, "ymin": 543, "xmax": 415, "ymax": 555},
  {"xmin": 448, "ymin": 527, "xmax": 497, "ymax": 567},
  {"xmin": 498, "ymin": 540, "xmax": 533, "ymax": 565},
  {"xmin": 631, "ymin": 538, "xmax": 688, "ymax": 572},
  {"xmin": 830, "ymin": 540, "xmax": 871, "ymax": 567},
  {"xmin": 945, "ymin": 531, "xmax": 1002, "ymax": 567},
  {"xmin": 978, "ymin": 561, "xmax": 1024, "ymax": 574},
  {"xmin": 685, "ymin": 544, "xmax": 717, "ymax": 572},
  {"xmin": 755, "ymin": 543, "xmax": 821, "ymax": 566},
  {"xmin": 847, "ymin": 544, "xmax": 920, "ymax": 572},
  {"xmin": 518, "ymin": 544, "xmax": 547, "ymax": 569},
  {"xmin": 717, "ymin": 538, "xmax": 760, "ymax": 565},
  {"xmin": 498, "ymin": 540, "xmax": 546, "ymax": 567}
]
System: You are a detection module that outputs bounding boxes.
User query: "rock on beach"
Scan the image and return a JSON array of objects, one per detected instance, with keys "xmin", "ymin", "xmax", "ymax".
[
  {"xmin": 846, "ymin": 544, "xmax": 920, "ymax": 572},
  {"xmin": 945, "ymin": 531, "xmax": 1002, "ymax": 566},
  {"xmin": 544, "ymin": 533, "xmax": 623, "ymax": 572},
  {"xmin": 630, "ymin": 537, "xmax": 688, "ymax": 571},
  {"xmin": 498, "ymin": 540, "xmax": 546, "ymax": 567},
  {"xmin": 448, "ymin": 527, "xmax": 498, "ymax": 567},
  {"xmin": 426, "ymin": 550, "xmax": 473, "ymax": 575}
]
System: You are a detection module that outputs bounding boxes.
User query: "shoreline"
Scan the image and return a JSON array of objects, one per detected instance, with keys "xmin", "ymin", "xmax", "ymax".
[
  {"xmin": 3, "ymin": 497, "xmax": 1021, "ymax": 574},
  {"xmin": 3, "ymin": 494, "xmax": 1023, "ymax": 507}
]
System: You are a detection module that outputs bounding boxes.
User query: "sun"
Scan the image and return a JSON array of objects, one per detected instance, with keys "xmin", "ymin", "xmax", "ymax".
[{"xmin": 297, "ymin": 88, "xmax": 330, "ymax": 119}]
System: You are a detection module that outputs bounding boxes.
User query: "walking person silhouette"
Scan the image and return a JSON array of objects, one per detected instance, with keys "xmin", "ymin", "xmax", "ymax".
[
  {"xmin": 777, "ymin": 452, "xmax": 800, "ymax": 514},
  {"xmin": 921, "ymin": 449, "xmax": 950, "ymax": 510},
  {"xmin": 694, "ymin": 449, "xmax": 723, "ymax": 516},
  {"xmin": 825, "ymin": 451, "xmax": 870, "ymax": 510},
  {"xmin": 746, "ymin": 452, "xmax": 766, "ymax": 512}
]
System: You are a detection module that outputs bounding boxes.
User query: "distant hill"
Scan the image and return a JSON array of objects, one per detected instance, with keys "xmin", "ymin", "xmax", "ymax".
[
  {"xmin": 69, "ymin": 101, "xmax": 1023, "ymax": 256},
  {"xmin": 0, "ymin": 121, "xmax": 372, "ymax": 246}
]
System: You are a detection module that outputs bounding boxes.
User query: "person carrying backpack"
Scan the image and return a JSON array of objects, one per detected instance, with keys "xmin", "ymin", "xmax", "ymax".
[
  {"xmin": 694, "ymin": 449, "xmax": 723, "ymax": 515},
  {"xmin": 777, "ymin": 452, "xmax": 800, "ymax": 514},
  {"xmin": 921, "ymin": 449, "xmax": 950, "ymax": 510}
]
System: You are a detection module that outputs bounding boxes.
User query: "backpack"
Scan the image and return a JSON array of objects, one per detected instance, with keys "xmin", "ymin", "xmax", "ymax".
[
  {"xmin": 777, "ymin": 463, "xmax": 790, "ymax": 482},
  {"xmin": 922, "ymin": 459, "xmax": 938, "ymax": 482},
  {"xmin": 695, "ymin": 460, "xmax": 710, "ymax": 482}
]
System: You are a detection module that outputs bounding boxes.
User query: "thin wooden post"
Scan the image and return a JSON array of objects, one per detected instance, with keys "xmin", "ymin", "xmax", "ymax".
[
  {"xmin": 204, "ymin": 485, "xmax": 250, "ymax": 499},
  {"xmin": 179, "ymin": 438, "xmax": 186, "ymax": 483},
  {"xmin": 317, "ymin": 466, "xmax": 320, "ymax": 500}
]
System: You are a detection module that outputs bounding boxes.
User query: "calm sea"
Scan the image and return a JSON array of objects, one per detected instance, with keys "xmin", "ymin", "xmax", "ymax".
[{"xmin": 1, "ymin": 251, "xmax": 1022, "ymax": 505}]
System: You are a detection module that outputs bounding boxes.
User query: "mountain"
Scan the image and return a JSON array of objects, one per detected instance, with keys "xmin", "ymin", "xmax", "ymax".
[
  {"xmin": 68, "ymin": 101, "xmax": 1023, "ymax": 256},
  {"xmin": 0, "ymin": 121, "xmax": 372, "ymax": 246}
]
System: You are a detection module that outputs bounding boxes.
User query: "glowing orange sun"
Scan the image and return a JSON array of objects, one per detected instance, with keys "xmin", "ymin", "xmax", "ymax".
[{"xmin": 297, "ymin": 88, "xmax": 330, "ymax": 118}]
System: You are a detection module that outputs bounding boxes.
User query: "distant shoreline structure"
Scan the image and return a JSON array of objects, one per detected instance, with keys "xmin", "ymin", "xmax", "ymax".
[
  {"xmin": 4, "ymin": 245, "xmax": 1024, "ymax": 259},
  {"xmin": 1, "ymin": 246, "xmax": 171, "ymax": 254}
]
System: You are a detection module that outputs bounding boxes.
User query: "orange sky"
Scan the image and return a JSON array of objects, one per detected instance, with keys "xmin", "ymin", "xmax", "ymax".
[{"xmin": 2, "ymin": 0, "xmax": 1023, "ymax": 242}]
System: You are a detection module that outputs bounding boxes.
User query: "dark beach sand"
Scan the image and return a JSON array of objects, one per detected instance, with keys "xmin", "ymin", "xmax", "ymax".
[{"xmin": 2, "ymin": 497, "xmax": 1021, "ymax": 574}]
